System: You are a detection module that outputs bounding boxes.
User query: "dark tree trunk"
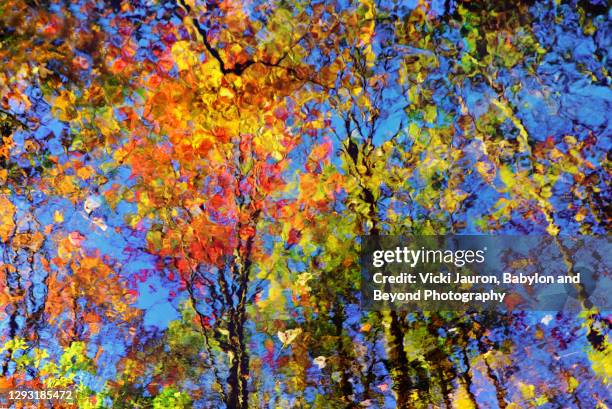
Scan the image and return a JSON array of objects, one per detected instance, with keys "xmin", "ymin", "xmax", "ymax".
[
  {"xmin": 225, "ymin": 310, "xmax": 249, "ymax": 409},
  {"xmin": 388, "ymin": 311, "xmax": 416, "ymax": 408}
]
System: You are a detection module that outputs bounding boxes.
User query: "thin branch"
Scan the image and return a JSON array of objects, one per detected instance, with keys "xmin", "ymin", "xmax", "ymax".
[
  {"xmin": 175, "ymin": 0, "xmax": 254, "ymax": 75},
  {"xmin": 174, "ymin": 0, "xmax": 333, "ymax": 90}
]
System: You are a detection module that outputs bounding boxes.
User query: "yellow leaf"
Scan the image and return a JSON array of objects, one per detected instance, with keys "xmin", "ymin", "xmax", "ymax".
[
  {"xmin": 271, "ymin": 150, "xmax": 283, "ymax": 161},
  {"xmin": 171, "ymin": 41, "xmax": 197, "ymax": 71},
  {"xmin": 499, "ymin": 166, "xmax": 516, "ymax": 189},
  {"xmin": 192, "ymin": 129, "xmax": 213, "ymax": 149},
  {"xmin": 476, "ymin": 161, "xmax": 495, "ymax": 182},
  {"xmin": 54, "ymin": 210, "xmax": 64, "ymax": 223},
  {"xmin": 575, "ymin": 208, "xmax": 587, "ymax": 222},
  {"xmin": 409, "ymin": 122, "xmax": 420, "ymax": 138},
  {"xmin": 0, "ymin": 195, "xmax": 16, "ymax": 242},
  {"xmin": 361, "ymin": 0, "xmax": 374, "ymax": 19},
  {"xmin": 77, "ymin": 166, "xmax": 95, "ymax": 180},
  {"xmin": 219, "ymin": 87, "xmax": 234, "ymax": 99},
  {"xmin": 442, "ymin": 189, "xmax": 468, "ymax": 213},
  {"xmin": 454, "ymin": 383, "xmax": 475, "ymax": 409},
  {"xmin": 546, "ymin": 223, "xmax": 559, "ymax": 236},
  {"xmin": 518, "ymin": 382, "xmax": 535, "ymax": 400},
  {"xmin": 277, "ymin": 328, "xmax": 302, "ymax": 346},
  {"xmin": 567, "ymin": 376, "xmax": 578, "ymax": 393},
  {"xmin": 201, "ymin": 58, "xmax": 223, "ymax": 87},
  {"xmin": 33, "ymin": 348, "xmax": 49, "ymax": 368},
  {"xmin": 588, "ymin": 341, "xmax": 612, "ymax": 384},
  {"xmin": 425, "ymin": 105, "xmax": 437, "ymax": 123},
  {"xmin": 56, "ymin": 175, "xmax": 76, "ymax": 195}
]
